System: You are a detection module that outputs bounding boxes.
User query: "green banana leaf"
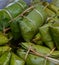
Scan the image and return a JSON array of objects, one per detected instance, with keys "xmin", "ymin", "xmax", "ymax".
[
  {"xmin": 0, "ymin": 46, "xmax": 11, "ymax": 56},
  {"xmin": 10, "ymin": 52, "xmax": 25, "ymax": 65},
  {"xmin": 10, "ymin": 17, "xmax": 22, "ymax": 40},
  {"xmin": 47, "ymin": 4, "xmax": 59, "ymax": 16},
  {"xmin": 21, "ymin": 42, "xmax": 59, "ymax": 58},
  {"xmin": 21, "ymin": 42, "xmax": 51, "ymax": 55},
  {"xmin": 0, "ymin": 51, "xmax": 11, "ymax": 65},
  {"xmin": 51, "ymin": 51, "xmax": 59, "ymax": 58},
  {"xmin": 32, "ymin": 33, "xmax": 43, "ymax": 45},
  {"xmin": 19, "ymin": 4, "xmax": 47, "ymax": 41},
  {"xmin": 43, "ymin": 2, "xmax": 59, "ymax": 13},
  {"xmin": 17, "ymin": 49, "xmax": 55, "ymax": 65},
  {"xmin": 39, "ymin": 23, "xmax": 54, "ymax": 49},
  {"xmin": 44, "ymin": 8, "xmax": 56, "ymax": 17},
  {"xmin": 0, "ymin": 32, "xmax": 9, "ymax": 45},
  {"xmin": 43, "ymin": 2, "xmax": 59, "ymax": 16},
  {"xmin": 26, "ymin": 54, "xmax": 56, "ymax": 65},
  {"xmin": 49, "ymin": 26, "xmax": 59, "ymax": 50},
  {"xmin": 0, "ymin": 0, "xmax": 27, "ymax": 31}
]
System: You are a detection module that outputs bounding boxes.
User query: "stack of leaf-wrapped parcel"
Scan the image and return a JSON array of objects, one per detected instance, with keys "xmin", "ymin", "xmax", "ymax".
[{"xmin": 0, "ymin": 0, "xmax": 59, "ymax": 65}]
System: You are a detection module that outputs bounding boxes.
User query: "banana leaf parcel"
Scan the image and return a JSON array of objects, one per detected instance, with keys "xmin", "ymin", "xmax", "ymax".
[
  {"xmin": 10, "ymin": 52, "xmax": 25, "ymax": 65},
  {"xmin": 21, "ymin": 42, "xmax": 51, "ymax": 55},
  {"xmin": 43, "ymin": 2, "xmax": 59, "ymax": 16},
  {"xmin": 19, "ymin": 4, "xmax": 47, "ymax": 41},
  {"xmin": 0, "ymin": 1, "xmax": 59, "ymax": 65},
  {"xmin": 0, "ymin": 51, "xmax": 11, "ymax": 65},
  {"xmin": 21, "ymin": 42, "xmax": 59, "ymax": 59},
  {"xmin": 39, "ymin": 23, "xmax": 54, "ymax": 49},
  {"xmin": 49, "ymin": 26, "xmax": 59, "ymax": 50},
  {"xmin": 0, "ymin": 0, "xmax": 27, "ymax": 31},
  {"xmin": 17, "ymin": 48, "xmax": 57, "ymax": 65}
]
